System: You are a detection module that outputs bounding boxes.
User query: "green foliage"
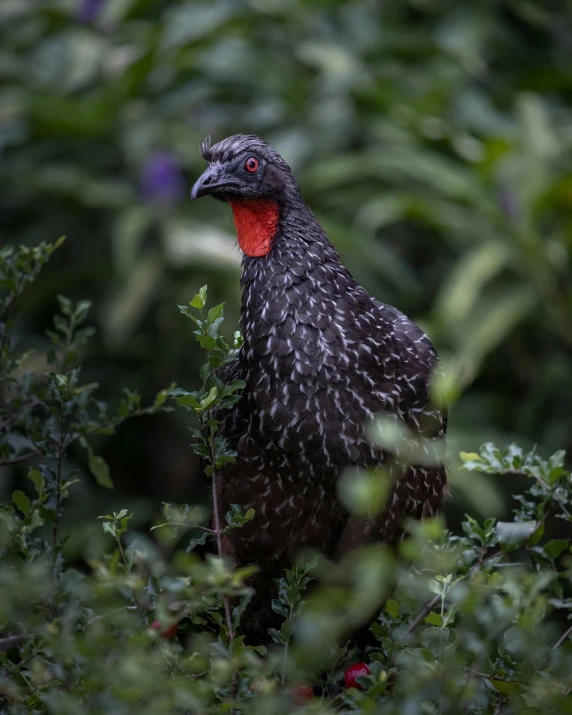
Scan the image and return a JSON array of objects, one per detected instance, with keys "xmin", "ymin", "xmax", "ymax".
[
  {"xmin": 1, "ymin": 264, "xmax": 572, "ymax": 713},
  {"xmin": 171, "ymin": 285, "xmax": 245, "ymax": 477}
]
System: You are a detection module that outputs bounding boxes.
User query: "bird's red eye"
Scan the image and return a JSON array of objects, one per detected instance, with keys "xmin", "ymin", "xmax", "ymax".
[{"xmin": 245, "ymin": 157, "xmax": 259, "ymax": 173}]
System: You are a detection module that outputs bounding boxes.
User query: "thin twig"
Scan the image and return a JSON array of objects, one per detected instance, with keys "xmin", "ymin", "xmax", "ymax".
[
  {"xmin": 0, "ymin": 451, "xmax": 40, "ymax": 466},
  {"xmin": 552, "ymin": 624, "xmax": 572, "ymax": 650},
  {"xmin": 209, "ymin": 440, "xmax": 235, "ymax": 641},
  {"xmin": 52, "ymin": 404, "xmax": 67, "ymax": 554},
  {"xmin": 282, "ymin": 605, "xmax": 294, "ymax": 684},
  {"xmin": 209, "ymin": 434, "xmax": 238, "ymax": 714},
  {"xmin": 473, "ymin": 671, "xmax": 505, "ymax": 682},
  {"xmin": 405, "ymin": 595, "xmax": 439, "ymax": 635},
  {"xmin": 0, "ymin": 270, "xmax": 27, "ymax": 365}
]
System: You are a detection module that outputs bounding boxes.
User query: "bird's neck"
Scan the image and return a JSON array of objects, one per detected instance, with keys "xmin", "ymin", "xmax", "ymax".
[
  {"xmin": 229, "ymin": 199, "xmax": 280, "ymax": 257},
  {"xmin": 238, "ymin": 199, "xmax": 352, "ymax": 354}
]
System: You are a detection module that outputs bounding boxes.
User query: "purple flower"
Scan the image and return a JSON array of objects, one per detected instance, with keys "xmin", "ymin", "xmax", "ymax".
[
  {"xmin": 77, "ymin": 0, "xmax": 104, "ymax": 24},
  {"xmin": 141, "ymin": 152, "xmax": 185, "ymax": 205},
  {"xmin": 498, "ymin": 188, "xmax": 520, "ymax": 222}
]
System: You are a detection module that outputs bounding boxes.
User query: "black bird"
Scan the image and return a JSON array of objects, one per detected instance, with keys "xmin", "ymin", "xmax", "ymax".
[{"xmin": 190, "ymin": 134, "xmax": 447, "ymax": 639}]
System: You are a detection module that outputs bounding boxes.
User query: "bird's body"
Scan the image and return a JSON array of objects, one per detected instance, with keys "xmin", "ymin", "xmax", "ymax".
[{"xmin": 190, "ymin": 135, "xmax": 447, "ymax": 638}]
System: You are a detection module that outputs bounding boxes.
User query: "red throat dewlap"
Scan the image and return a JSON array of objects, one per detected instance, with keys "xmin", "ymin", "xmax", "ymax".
[{"xmin": 229, "ymin": 199, "xmax": 279, "ymax": 257}]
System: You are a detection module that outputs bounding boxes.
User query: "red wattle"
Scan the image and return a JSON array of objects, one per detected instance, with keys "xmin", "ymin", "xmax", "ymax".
[{"xmin": 230, "ymin": 199, "xmax": 279, "ymax": 257}]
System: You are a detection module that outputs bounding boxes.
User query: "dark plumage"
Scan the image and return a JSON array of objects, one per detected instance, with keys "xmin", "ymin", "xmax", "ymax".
[{"xmin": 190, "ymin": 134, "xmax": 447, "ymax": 639}]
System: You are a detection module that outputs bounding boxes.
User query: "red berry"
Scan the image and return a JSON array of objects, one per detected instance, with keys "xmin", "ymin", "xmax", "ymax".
[
  {"xmin": 291, "ymin": 684, "xmax": 314, "ymax": 704},
  {"xmin": 344, "ymin": 662, "xmax": 370, "ymax": 690},
  {"xmin": 150, "ymin": 619, "xmax": 178, "ymax": 640}
]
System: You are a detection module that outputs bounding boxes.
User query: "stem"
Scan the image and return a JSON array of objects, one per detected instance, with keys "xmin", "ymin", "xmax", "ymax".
[
  {"xmin": 405, "ymin": 595, "xmax": 440, "ymax": 635},
  {"xmin": 155, "ymin": 522, "xmax": 216, "ymax": 534},
  {"xmin": 0, "ymin": 451, "xmax": 40, "ymax": 466},
  {"xmin": 282, "ymin": 605, "xmax": 294, "ymax": 684},
  {"xmin": 208, "ymin": 429, "xmax": 239, "ymax": 712},
  {"xmin": 553, "ymin": 624, "xmax": 572, "ymax": 650},
  {"xmin": 115, "ymin": 535, "xmax": 127, "ymax": 567},
  {"xmin": 0, "ymin": 270, "xmax": 27, "ymax": 368},
  {"xmin": 209, "ymin": 435, "xmax": 234, "ymax": 640},
  {"xmin": 52, "ymin": 403, "xmax": 67, "ymax": 556}
]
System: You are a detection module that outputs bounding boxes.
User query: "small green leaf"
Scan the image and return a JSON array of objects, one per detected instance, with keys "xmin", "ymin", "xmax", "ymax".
[
  {"xmin": 428, "ymin": 579, "xmax": 443, "ymax": 596},
  {"xmin": 86, "ymin": 445, "xmax": 113, "ymax": 489},
  {"xmin": 200, "ymin": 386, "xmax": 218, "ymax": 409},
  {"xmin": 102, "ymin": 521, "xmax": 116, "ymax": 537},
  {"xmin": 425, "ymin": 612, "xmax": 443, "ymax": 627},
  {"xmin": 493, "ymin": 680, "xmax": 525, "ymax": 696},
  {"xmin": 496, "ymin": 520, "xmax": 537, "ymax": 549},
  {"xmin": 187, "ymin": 531, "xmax": 208, "ymax": 552},
  {"xmin": 176, "ymin": 393, "xmax": 201, "ymax": 409},
  {"xmin": 190, "ymin": 293, "xmax": 205, "ymax": 310},
  {"xmin": 12, "ymin": 490, "xmax": 30, "ymax": 516},
  {"xmin": 207, "ymin": 303, "xmax": 224, "ymax": 325},
  {"xmin": 28, "ymin": 468, "xmax": 44, "ymax": 495},
  {"xmin": 385, "ymin": 599, "xmax": 400, "ymax": 619},
  {"xmin": 544, "ymin": 539, "xmax": 569, "ymax": 559}
]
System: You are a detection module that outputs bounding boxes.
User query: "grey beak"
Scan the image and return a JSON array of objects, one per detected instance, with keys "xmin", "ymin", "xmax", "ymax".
[{"xmin": 190, "ymin": 166, "xmax": 220, "ymax": 200}]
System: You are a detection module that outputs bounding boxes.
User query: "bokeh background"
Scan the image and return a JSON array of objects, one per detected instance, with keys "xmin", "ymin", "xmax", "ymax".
[{"xmin": 1, "ymin": 0, "xmax": 572, "ymax": 542}]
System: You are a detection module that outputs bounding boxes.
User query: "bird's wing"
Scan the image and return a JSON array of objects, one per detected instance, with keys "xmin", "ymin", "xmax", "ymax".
[
  {"xmin": 367, "ymin": 298, "xmax": 447, "ymax": 438},
  {"xmin": 372, "ymin": 299, "xmax": 437, "ymax": 361}
]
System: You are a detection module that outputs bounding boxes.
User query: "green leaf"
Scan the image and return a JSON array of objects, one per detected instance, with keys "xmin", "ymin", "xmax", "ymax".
[
  {"xmin": 459, "ymin": 451, "xmax": 481, "ymax": 462},
  {"xmin": 496, "ymin": 520, "xmax": 537, "ymax": 549},
  {"xmin": 385, "ymin": 599, "xmax": 400, "ymax": 619},
  {"xmin": 190, "ymin": 293, "xmax": 205, "ymax": 310},
  {"xmin": 28, "ymin": 468, "xmax": 44, "ymax": 495},
  {"xmin": 268, "ymin": 628, "xmax": 284, "ymax": 645},
  {"xmin": 102, "ymin": 520, "xmax": 116, "ymax": 536},
  {"xmin": 428, "ymin": 579, "xmax": 443, "ymax": 596},
  {"xmin": 200, "ymin": 386, "xmax": 218, "ymax": 409},
  {"xmin": 187, "ymin": 531, "xmax": 208, "ymax": 552},
  {"xmin": 197, "ymin": 334, "xmax": 216, "ymax": 350},
  {"xmin": 207, "ymin": 303, "xmax": 224, "ymax": 325},
  {"xmin": 86, "ymin": 445, "xmax": 113, "ymax": 489},
  {"xmin": 493, "ymin": 680, "xmax": 525, "ymax": 697},
  {"xmin": 176, "ymin": 393, "xmax": 201, "ymax": 409},
  {"xmin": 544, "ymin": 539, "xmax": 569, "ymax": 559},
  {"xmin": 425, "ymin": 612, "xmax": 443, "ymax": 627},
  {"xmin": 12, "ymin": 490, "xmax": 30, "ymax": 516},
  {"xmin": 154, "ymin": 382, "xmax": 176, "ymax": 409},
  {"xmin": 547, "ymin": 450, "xmax": 566, "ymax": 484}
]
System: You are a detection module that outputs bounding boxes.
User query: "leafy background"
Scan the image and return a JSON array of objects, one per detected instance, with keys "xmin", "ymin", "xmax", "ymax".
[{"xmin": 1, "ymin": 0, "xmax": 572, "ymax": 537}]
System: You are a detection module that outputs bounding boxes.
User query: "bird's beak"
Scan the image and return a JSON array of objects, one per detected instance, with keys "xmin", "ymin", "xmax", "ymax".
[{"xmin": 190, "ymin": 165, "xmax": 242, "ymax": 200}]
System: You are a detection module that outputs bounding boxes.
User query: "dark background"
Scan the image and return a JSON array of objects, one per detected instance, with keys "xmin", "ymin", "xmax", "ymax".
[{"xmin": 1, "ymin": 0, "xmax": 571, "ymax": 548}]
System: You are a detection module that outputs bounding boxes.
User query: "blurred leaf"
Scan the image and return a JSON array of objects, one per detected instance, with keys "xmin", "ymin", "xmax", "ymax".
[
  {"xmin": 496, "ymin": 520, "xmax": 536, "ymax": 549},
  {"xmin": 86, "ymin": 444, "xmax": 113, "ymax": 489}
]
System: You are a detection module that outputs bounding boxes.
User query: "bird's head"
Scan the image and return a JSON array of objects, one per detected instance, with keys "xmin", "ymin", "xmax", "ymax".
[
  {"xmin": 190, "ymin": 134, "xmax": 294, "ymax": 203},
  {"xmin": 190, "ymin": 134, "xmax": 298, "ymax": 257}
]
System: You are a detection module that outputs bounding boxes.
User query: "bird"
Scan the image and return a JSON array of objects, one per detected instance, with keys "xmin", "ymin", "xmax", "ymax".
[{"xmin": 190, "ymin": 134, "xmax": 447, "ymax": 640}]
